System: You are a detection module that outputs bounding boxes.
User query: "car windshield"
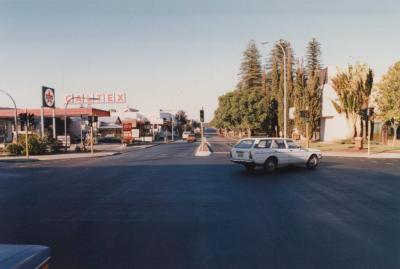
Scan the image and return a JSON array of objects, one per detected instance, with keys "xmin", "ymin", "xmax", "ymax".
[{"xmin": 234, "ymin": 139, "xmax": 255, "ymax": 149}]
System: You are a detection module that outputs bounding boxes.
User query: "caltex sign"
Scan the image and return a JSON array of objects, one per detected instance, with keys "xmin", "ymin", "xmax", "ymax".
[
  {"xmin": 64, "ymin": 92, "xmax": 126, "ymax": 105},
  {"xmin": 42, "ymin": 86, "xmax": 55, "ymax": 108}
]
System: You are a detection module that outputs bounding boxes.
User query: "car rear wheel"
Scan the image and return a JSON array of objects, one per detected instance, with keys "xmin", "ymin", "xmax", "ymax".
[
  {"xmin": 264, "ymin": 158, "xmax": 277, "ymax": 173},
  {"xmin": 306, "ymin": 154, "xmax": 319, "ymax": 169}
]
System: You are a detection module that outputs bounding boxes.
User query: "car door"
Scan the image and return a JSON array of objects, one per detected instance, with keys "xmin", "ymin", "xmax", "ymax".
[
  {"xmin": 271, "ymin": 139, "xmax": 290, "ymax": 166},
  {"xmin": 285, "ymin": 139, "xmax": 305, "ymax": 164},
  {"xmin": 253, "ymin": 139, "xmax": 272, "ymax": 164}
]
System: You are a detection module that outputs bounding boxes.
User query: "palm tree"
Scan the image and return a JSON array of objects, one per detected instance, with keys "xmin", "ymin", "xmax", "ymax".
[{"xmin": 331, "ymin": 63, "xmax": 374, "ymax": 138}]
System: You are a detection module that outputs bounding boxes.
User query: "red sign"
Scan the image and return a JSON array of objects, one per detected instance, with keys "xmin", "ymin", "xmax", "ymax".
[{"xmin": 122, "ymin": 123, "xmax": 133, "ymax": 142}]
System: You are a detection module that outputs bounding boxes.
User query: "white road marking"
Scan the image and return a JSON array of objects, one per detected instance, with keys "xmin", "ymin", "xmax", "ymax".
[
  {"xmin": 214, "ymin": 152, "xmax": 229, "ymax": 154},
  {"xmin": 385, "ymin": 162, "xmax": 394, "ymax": 165}
]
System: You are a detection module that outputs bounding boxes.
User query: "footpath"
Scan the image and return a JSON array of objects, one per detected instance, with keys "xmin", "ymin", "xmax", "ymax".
[
  {"xmin": 0, "ymin": 143, "xmax": 156, "ymax": 162},
  {"xmin": 322, "ymin": 151, "xmax": 400, "ymax": 159}
]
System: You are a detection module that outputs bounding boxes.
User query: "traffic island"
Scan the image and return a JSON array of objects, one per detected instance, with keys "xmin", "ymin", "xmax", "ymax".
[{"xmin": 195, "ymin": 138, "xmax": 213, "ymax": 157}]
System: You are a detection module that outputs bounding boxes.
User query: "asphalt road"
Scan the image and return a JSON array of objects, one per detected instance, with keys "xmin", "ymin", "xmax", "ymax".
[{"xmin": 0, "ymin": 136, "xmax": 399, "ymax": 269}]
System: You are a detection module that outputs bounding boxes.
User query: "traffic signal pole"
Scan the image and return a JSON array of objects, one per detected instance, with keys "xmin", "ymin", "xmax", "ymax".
[
  {"xmin": 91, "ymin": 119, "xmax": 94, "ymax": 155},
  {"xmin": 25, "ymin": 109, "xmax": 29, "ymax": 159}
]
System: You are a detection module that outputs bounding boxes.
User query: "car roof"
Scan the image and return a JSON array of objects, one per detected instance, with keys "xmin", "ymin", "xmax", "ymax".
[{"xmin": 239, "ymin": 137, "xmax": 292, "ymax": 142}]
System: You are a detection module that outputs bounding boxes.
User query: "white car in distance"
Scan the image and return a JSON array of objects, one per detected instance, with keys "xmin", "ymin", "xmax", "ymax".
[
  {"xmin": 182, "ymin": 131, "xmax": 192, "ymax": 140},
  {"xmin": 230, "ymin": 138, "xmax": 322, "ymax": 172}
]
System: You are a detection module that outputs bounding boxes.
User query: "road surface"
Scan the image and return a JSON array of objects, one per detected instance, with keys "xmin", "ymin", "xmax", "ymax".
[{"xmin": 0, "ymin": 136, "xmax": 399, "ymax": 269}]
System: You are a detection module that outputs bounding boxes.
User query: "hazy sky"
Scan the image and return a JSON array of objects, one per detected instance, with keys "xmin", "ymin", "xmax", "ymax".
[{"xmin": 0, "ymin": 0, "xmax": 399, "ymax": 121}]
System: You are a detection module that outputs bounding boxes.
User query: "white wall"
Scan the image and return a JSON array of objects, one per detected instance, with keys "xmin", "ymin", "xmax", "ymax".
[{"xmin": 320, "ymin": 82, "xmax": 354, "ymax": 141}]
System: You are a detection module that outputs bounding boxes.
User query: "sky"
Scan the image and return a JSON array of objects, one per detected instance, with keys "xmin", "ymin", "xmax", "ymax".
[{"xmin": 0, "ymin": 0, "xmax": 399, "ymax": 121}]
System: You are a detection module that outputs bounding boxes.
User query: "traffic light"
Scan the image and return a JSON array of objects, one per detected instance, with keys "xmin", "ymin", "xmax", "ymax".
[
  {"xmin": 88, "ymin": 116, "xmax": 93, "ymax": 126},
  {"xmin": 27, "ymin": 113, "xmax": 35, "ymax": 125},
  {"xmin": 93, "ymin": 116, "xmax": 98, "ymax": 123},
  {"xmin": 200, "ymin": 109, "xmax": 204, "ymax": 123},
  {"xmin": 19, "ymin": 113, "xmax": 27, "ymax": 125}
]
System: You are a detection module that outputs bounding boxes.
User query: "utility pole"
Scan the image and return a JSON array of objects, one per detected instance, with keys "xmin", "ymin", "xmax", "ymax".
[
  {"xmin": 171, "ymin": 118, "xmax": 174, "ymax": 141},
  {"xmin": 279, "ymin": 42, "xmax": 288, "ymax": 139},
  {"xmin": 25, "ymin": 109, "xmax": 29, "ymax": 159},
  {"xmin": 90, "ymin": 116, "xmax": 94, "ymax": 155}
]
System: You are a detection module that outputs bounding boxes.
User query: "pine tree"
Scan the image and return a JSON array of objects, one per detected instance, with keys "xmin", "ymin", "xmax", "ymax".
[
  {"xmin": 306, "ymin": 38, "xmax": 322, "ymax": 76},
  {"xmin": 293, "ymin": 60, "xmax": 307, "ymax": 136},
  {"xmin": 305, "ymin": 38, "xmax": 323, "ymax": 138},
  {"xmin": 239, "ymin": 40, "xmax": 262, "ymax": 91}
]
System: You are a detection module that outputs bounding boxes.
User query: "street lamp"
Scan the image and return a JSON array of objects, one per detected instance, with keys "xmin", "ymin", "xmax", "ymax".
[
  {"xmin": 261, "ymin": 41, "xmax": 287, "ymax": 138},
  {"xmin": 64, "ymin": 96, "xmax": 99, "ymax": 152},
  {"xmin": 0, "ymin": 89, "xmax": 18, "ymax": 143}
]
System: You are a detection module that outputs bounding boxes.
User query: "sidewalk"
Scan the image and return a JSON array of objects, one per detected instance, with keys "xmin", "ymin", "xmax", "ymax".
[
  {"xmin": 322, "ymin": 151, "xmax": 400, "ymax": 159},
  {"xmin": 0, "ymin": 144, "xmax": 157, "ymax": 162}
]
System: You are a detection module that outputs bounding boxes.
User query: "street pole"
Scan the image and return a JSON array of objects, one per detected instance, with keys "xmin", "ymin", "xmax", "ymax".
[
  {"xmin": 40, "ymin": 106, "xmax": 45, "ymax": 138},
  {"xmin": 52, "ymin": 108, "xmax": 56, "ymax": 139},
  {"xmin": 80, "ymin": 115, "xmax": 83, "ymax": 149},
  {"xmin": 171, "ymin": 118, "xmax": 174, "ymax": 141},
  {"xmin": 306, "ymin": 122, "xmax": 310, "ymax": 149},
  {"xmin": 278, "ymin": 43, "xmax": 287, "ymax": 139},
  {"xmin": 25, "ymin": 108, "xmax": 29, "ymax": 159},
  {"xmin": 90, "ymin": 117, "xmax": 94, "ymax": 155},
  {"xmin": 368, "ymin": 119, "xmax": 371, "ymax": 156},
  {"xmin": 200, "ymin": 122, "xmax": 204, "ymax": 150},
  {"xmin": 0, "ymin": 89, "xmax": 18, "ymax": 143}
]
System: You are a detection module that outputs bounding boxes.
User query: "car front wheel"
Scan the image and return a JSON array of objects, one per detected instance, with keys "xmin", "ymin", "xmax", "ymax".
[{"xmin": 306, "ymin": 154, "xmax": 319, "ymax": 169}]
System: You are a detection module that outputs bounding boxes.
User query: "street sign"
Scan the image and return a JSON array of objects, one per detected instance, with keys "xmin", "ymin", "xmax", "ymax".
[
  {"xmin": 42, "ymin": 86, "xmax": 55, "ymax": 108},
  {"xmin": 122, "ymin": 122, "xmax": 133, "ymax": 143}
]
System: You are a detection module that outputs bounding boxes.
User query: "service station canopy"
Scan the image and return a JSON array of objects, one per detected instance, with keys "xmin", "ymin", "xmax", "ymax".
[{"xmin": 0, "ymin": 107, "xmax": 110, "ymax": 118}]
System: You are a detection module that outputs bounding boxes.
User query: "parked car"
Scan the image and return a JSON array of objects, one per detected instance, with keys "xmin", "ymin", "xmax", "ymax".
[
  {"xmin": 230, "ymin": 138, "xmax": 322, "ymax": 172},
  {"xmin": 187, "ymin": 134, "xmax": 197, "ymax": 142},
  {"xmin": 182, "ymin": 131, "xmax": 192, "ymax": 140},
  {"xmin": 0, "ymin": 244, "xmax": 51, "ymax": 269}
]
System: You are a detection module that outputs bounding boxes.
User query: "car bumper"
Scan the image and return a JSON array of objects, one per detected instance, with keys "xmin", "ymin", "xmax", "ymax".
[{"xmin": 230, "ymin": 158, "xmax": 254, "ymax": 165}]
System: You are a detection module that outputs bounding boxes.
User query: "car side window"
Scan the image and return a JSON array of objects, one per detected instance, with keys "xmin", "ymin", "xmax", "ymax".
[
  {"xmin": 286, "ymin": 140, "xmax": 299, "ymax": 149},
  {"xmin": 256, "ymin": 140, "xmax": 272, "ymax": 148},
  {"xmin": 272, "ymin": 139, "xmax": 286, "ymax": 149}
]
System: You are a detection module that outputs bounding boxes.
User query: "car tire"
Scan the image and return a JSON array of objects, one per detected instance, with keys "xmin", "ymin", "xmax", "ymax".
[
  {"xmin": 244, "ymin": 164, "xmax": 255, "ymax": 173},
  {"xmin": 264, "ymin": 158, "xmax": 277, "ymax": 173},
  {"xmin": 306, "ymin": 154, "xmax": 319, "ymax": 169}
]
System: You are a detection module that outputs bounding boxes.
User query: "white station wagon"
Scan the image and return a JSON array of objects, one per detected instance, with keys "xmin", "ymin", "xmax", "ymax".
[{"xmin": 230, "ymin": 138, "xmax": 322, "ymax": 172}]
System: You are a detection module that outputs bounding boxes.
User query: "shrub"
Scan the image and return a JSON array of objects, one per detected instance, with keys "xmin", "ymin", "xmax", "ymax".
[
  {"xmin": 15, "ymin": 134, "xmax": 59, "ymax": 155},
  {"xmin": 6, "ymin": 143, "xmax": 24, "ymax": 154}
]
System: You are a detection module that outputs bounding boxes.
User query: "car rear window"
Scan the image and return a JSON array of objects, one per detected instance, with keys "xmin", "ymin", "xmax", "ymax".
[{"xmin": 234, "ymin": 139, "xmax": 255, "ymax": 149}]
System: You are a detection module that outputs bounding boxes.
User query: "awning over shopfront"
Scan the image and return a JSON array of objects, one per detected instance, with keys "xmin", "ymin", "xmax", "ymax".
[{"xmin": 0, "ymin": 107, "xmax": 110, "ymax": 118}]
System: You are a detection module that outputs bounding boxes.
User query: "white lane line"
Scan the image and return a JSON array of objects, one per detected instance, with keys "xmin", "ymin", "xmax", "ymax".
[
  {"xmin": 214, "ymin": 151, "xmax": 229, "ymax": 154},
  {"xmin": 385, "ymin": 162, "xmax": 394, "ymax": 165}
]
